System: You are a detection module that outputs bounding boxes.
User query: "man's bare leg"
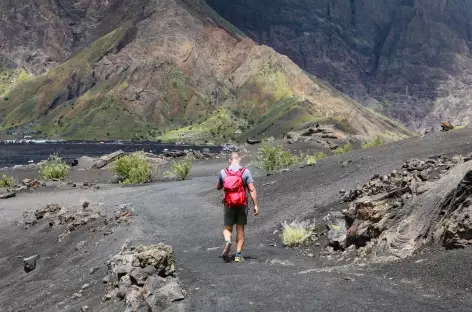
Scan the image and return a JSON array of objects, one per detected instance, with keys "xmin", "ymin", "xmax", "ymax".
[
  {"xmin": 221, "ymin": 225, "xmax": 233, "ymax": 258},
  {"xmin": 223, "ymin": 225, "xmax": 233, "ymax": 242},
  {"xmin": 235, "ymin": 224, "xmax": 245, "ymax": 253}
]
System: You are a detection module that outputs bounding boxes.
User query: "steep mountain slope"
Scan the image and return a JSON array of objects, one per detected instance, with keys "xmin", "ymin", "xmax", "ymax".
[
  {"xmin": 0, "ymin": 0, "xmax": 410, "ymax": 141},
  {"xmin": 206, "ymin": 0, "xmax": 472, "ymax": 131}
]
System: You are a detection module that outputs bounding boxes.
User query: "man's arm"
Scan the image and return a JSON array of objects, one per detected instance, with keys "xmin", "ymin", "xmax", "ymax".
[
  {"xmin": 244, "ymin": 169, "xmax": 258, "ymax": 216},
  {"xmin": 247, "ymin": 183, "xmax": 259, "ymax": 216},
  {"xmin": 216, "ymin": 171, "xmax": 223, "ymax": 190}
]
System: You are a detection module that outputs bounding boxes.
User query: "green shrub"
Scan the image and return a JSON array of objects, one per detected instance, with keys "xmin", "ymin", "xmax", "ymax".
[
  {"xmin": 0, "ymin": 175, "xmax": 15, "ymax": 188},
  {"xmin": 111, "ymin": 152, "xmax": 152, "ymax": 184},
  {"xmin": 256, "ymin": 143, "xmax": 298, "ymax": 172},
  {"xmin": 361, "ymin": 135, "xmax": 384, "ymax": 149},
  {"xmin": 3, "ymin": 96, "xmax": 8, "ymax": 101},
  {"xmin": 169, "ymin": 157, "xmax": 193, "ymax": 181},
  {"xmin": 334, "ymin": 143, "xmax": 353, "ymax": 155},
  {"xmin": 281, "ymin": 220, "xmax": 317, "ymax": 247},
  {"xmin": 301, "ymin": 152, "xmax": 327, "ymax": 165},
  {"xmin": 40, "ymin": 154, "xmax": 69, "ymax": 180}
]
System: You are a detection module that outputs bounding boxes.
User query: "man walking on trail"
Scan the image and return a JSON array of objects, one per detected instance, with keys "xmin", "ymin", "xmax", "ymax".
[{"xmin": 217, "ymin": 151, "xmax": 259, "ymax": 262}]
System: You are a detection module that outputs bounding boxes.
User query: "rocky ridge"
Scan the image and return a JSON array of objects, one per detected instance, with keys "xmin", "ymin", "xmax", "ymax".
[
  {"xmin": 325, "ymin": 154, "xmax": 472, "ymax": 261},
  {"xmin": 206, "ymin": 0, "xmax": 472, "ymax": 131}
]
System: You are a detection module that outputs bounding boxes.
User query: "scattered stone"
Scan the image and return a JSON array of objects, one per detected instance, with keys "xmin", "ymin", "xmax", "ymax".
[
  {"xmin": 81, "ymin": 306, "xmax": 89, "ymax": 312},
  {"xmin": 75, "ymin": 241, "xmax": 86, "ymax": 251},
  {"xmin": 0, "ymin": 188, "xmax": 15, "ymax": 199},
  {"xmin": 72, "ymin": 292, "xmax": 82, "ymax": 299},
  {"xmin": 246, "ymin": 138, "xmax": 261, "ymax": 145},
  {"xmin": 24, "ymin": 255, "xmax": 39, "ymax": 272},
  {"xmin": 27, "ymin": 202, "xmax": 107, "ymax": 242},
  {"xmin": 90, "ymin": 267, "xmax": 100, "ymax": 275},
  {"xmin": 102, "ymin": 294, "xmax": 112, "ymax": 302},
  {"xmin": 81, "ymin": 283, "xmax": 90, "ymax": 290},
  {"xmin": 20, "ymin": 178, "xmax": 43, "ymax": 190},
  {"xmin": 82, "ymin": 200, "xmax": 89, "ymax": 209},
  {"xmin": 115, "ymin": 204, "xmax": 137, "ymax": 219}
]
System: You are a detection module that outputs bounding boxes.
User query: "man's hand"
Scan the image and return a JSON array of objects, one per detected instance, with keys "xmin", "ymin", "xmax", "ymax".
[{"xmin": 253, "ymin": 205, "xmax": 259, "ymax": 216}]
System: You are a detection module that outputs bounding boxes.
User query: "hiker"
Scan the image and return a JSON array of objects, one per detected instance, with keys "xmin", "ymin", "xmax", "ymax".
[{"xmin": 217, "ymin": 151, "xmax": 259, "ymax": 262}]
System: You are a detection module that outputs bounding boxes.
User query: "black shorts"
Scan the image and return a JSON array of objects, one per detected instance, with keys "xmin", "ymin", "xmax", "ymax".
[{"xmin": 223, "ymin": 205, "xmax": 248, "ymax": 226}]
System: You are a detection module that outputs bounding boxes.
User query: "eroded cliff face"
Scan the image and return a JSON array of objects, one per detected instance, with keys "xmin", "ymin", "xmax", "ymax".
[
  {"xmin": 0, "ymin": 0, "xmax": 410, "ymax": 141},
  {"xmin": 206, "ymin": 0, "xmax": 472, "ymax": 130}
]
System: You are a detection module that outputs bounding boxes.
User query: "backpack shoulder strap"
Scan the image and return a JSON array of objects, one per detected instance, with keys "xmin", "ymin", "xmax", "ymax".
[
  {"xmin": 224, "ymin": 168, "xmax": 235, "ymax": 177},
  {"xmin": 235, "ymin": 167, "xmax": 246, "ymax": 177}
]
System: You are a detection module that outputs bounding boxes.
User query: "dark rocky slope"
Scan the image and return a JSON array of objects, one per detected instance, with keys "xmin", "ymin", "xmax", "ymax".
[{"xmin": 206, "ymin": 0, "xmax": 472, "ymax": 131}]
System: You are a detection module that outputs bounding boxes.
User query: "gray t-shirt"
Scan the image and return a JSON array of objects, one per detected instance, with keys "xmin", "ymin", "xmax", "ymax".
[{"xmin": 218, "ymin": 164, "xmax": 254, "ymax": 187}]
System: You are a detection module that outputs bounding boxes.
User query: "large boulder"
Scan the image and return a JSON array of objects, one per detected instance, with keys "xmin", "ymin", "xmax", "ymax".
[
  {"xmin": 323, "ymin": 212, "xmax": 348, "ymax": 250},
  {"xmin": 93, "ymin": 150, "xmax": 125, "ymax": 169},
  {"xmin": 333, "ymin": 155, "xmax": 472, "ymax": 261}
]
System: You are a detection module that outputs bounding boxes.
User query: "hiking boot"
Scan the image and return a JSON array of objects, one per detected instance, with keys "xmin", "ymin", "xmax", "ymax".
[
  {"xmin": 234, "ymin": 255, "xmax": 243, "ymax": 263},
  {"xmin": 221, "ymin": 242, "xmax": 232, "ymax": 259}
]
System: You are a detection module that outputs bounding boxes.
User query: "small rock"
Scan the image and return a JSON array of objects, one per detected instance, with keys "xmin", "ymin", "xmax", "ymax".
[
  {"xmin": 392, "ymin": 201, "xmax": 402, "ymax": 208},
  {"xmin": 0, "ymin": 189, "xmax": 16, "ymax": 199},
  {"xmin": 307, "ymin": 253, "xmax": 314, "ymax": 257},
  {"xmin": 130, "ymin": 267, "xmax": 150, "ymax": 286},
  {"xmin": 24, "ymin": 255, "xmax": 40, "ymax": 272},
  {"xmin": 303, "ymin": 240, "xmax": 314, "ymax": 247},
  {"xmin": 146, "ymin": 280, "xmax": 185, "ymax": 310},
  {"xmin": 90, "ymin": 267, "xmax": 99, "ymax": 275},
  {"xmin": 75, "ymin": 241, "xmax": 86, "ymax": 251},
  {"xmin": 381, "ymin": 175, "xmax": 389, "ymax": 183},
  {"xmin": 82, "ymin": 200, "xmax": 89, "ymax": 209},
  {"xmin": 72, "ymin": 292, "xmax": 82, "ymax": 299},
  {"xmin": 142, "ymin": 265, "xmax": 157, "ymax": 277},
  {"xmin": 81, "ymin": 283, "xmax": 90, "ymax": 290},
  {"xmin": 125, "ymin": 287, "xmax": 149, "ymax": 312},
  {"xmin": 102, "ymin": 294, "xmax": 112, "ymax": 302},
  {"xmin": 81, "ymin": 306, "xmax": 89, "ymax": 312},
  {"xmin": 103, "ymin": 276, "xmax": 109, "ymax": 284}
]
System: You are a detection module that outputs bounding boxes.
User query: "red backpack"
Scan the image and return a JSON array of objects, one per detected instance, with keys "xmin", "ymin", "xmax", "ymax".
[{"xmin": 223, "ymin": 168, "xmax": 247, "ymax": 207}]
